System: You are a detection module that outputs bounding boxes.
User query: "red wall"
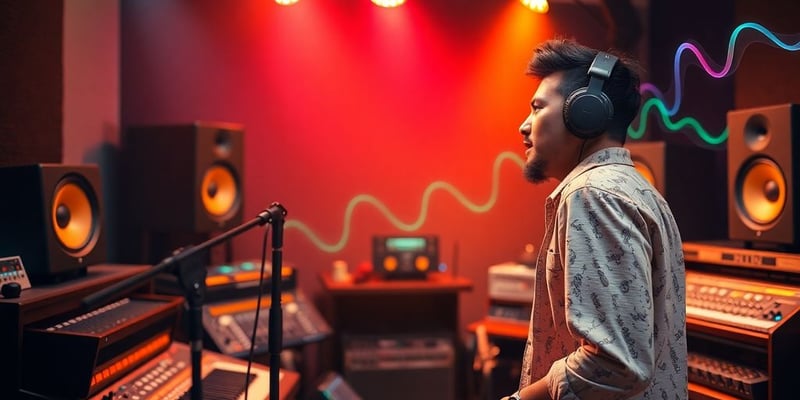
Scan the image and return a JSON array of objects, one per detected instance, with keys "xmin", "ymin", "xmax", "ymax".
[{"xmin": 120, "ymin": 0, "xmax": 632, "ymax": 332}]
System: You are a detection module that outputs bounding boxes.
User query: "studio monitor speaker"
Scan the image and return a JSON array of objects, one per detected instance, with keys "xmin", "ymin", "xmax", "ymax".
[
  {"xmin": 122, "ymin": 122, "xmax": 244, "ymax": 233},
  {"xmin": 727, "ymin": 104, "xmax": 799, "ymax": 247},
  {"xmin": 626, "ymin": 141, "xmax": 726, "ymax": 241},
  {"xmin": 0, "ymin": 164, "xmax": 106, "ymax": 283}
]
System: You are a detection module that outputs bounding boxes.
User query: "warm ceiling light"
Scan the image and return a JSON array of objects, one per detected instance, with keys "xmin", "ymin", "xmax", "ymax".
[
  {"xmin": 521, "ymin": 0, "xmax": 549, "ymax": 13},
  {"xmin": 371, "ymin": 0, "xmax": 406, "ymax": 7},
  {"xmin": 275, "ymin": 0, "xmax": 299, "ymax": 5}
]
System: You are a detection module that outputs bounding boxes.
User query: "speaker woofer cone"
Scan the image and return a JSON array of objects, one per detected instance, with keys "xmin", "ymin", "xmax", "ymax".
[
  {"xmin": 201, "ymin": 164, "xmax": 240, "ymax": 220},
  {"xmin": 736, "ymin": 157, "xmax": 786, "ymax": 228},
  {"xmin": 51, "ymin": 175, "xmax": 100, "ymax": 255}
]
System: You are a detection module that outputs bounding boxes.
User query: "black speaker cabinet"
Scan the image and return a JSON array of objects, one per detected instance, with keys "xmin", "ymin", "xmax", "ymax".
[
  {"xmin": 0, "ymin": 164, "xmax": 106, "ymax": 283},
  {"xmin": 626, "ymin": 141, "xmax": 726, "ymax": 241},
  {"xmin": 727, "ymin": 104, "xmax": 800, "ymax": 247},
  {"xmin": 122, "ymin": 122, "xmax": 244, "ymax": 233}
]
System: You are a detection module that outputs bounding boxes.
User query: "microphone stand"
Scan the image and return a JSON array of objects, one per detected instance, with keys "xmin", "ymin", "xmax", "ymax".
[
  {"xmin": 82, "ymin": 203, "xmax": 288, "ymax": 400},
  {"xmin": 268, "ymin": 202, "xmax": 285, "ymax": 400}
]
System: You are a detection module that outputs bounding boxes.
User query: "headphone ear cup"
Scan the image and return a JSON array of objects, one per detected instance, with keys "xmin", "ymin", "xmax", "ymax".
[{"xmin": 563, "ymin": 88, "xmax": 614, "ymax": 139}]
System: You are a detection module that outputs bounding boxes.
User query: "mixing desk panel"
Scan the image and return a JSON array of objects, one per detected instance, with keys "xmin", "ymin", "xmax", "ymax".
[
  {"xmin": 683, "ymin": 241, "xmax": 800, "ymax": 400},
  {"xmin": 203, "ymin": 289, "xmax": 332, "ymax": 357},
  {"xmin": 686, "ymin": 271, "xmax": 799, "ymax": 333},
  {"xmin": 86, "ymin": 342, "xmax": 299, "ymax": 400},
  {"xmin": 22, "ymin": 295, "xmax": 184, "ymax": 399}
]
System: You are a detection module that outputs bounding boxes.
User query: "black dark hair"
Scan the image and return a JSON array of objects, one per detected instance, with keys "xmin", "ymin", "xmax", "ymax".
[{"xmin": 526, "ymin": 38, "xmax": 642, "ymax": 143}]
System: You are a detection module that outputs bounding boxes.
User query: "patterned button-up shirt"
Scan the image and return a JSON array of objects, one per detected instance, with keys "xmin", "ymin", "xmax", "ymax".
[{"xmin": 519, "ymin": 147, "xmax": 687, "ymax": 399}]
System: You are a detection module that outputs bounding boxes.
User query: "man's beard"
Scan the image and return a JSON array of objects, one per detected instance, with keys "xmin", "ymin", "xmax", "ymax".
[{"xmin": 524, "ymin": 157, "xmax": 548, "ymax": 183}]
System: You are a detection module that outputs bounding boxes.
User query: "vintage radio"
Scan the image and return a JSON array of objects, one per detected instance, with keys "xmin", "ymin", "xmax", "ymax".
[{"xmin": 372, "ymin": 235, "xmax": 439, "ymax": 279}]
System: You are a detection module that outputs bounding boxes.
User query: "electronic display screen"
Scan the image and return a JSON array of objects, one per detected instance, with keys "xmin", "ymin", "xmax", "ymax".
[{"xmin": 385, "ymin": 237, "xmax": 426, "ymax": 252}]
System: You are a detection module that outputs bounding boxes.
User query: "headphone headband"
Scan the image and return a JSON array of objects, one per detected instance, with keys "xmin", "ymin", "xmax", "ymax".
[{"xmin": 589, "ymin": 52, "xmax": 618, "ymax": 81}]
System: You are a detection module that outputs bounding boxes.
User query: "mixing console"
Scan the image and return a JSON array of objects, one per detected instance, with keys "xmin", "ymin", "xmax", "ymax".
[{"xmin": 203, "ymin": 289, "xmax": 332, "ymax": 357}]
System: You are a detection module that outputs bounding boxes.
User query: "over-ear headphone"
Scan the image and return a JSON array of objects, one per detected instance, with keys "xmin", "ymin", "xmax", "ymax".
[{"xmin": 563, "ymin": 51, "xmax": 618, "ymax": 139}]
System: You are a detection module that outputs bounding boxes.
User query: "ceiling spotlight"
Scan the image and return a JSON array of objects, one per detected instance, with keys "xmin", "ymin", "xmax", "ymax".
[
  {"xmin": 276, "ymin": 0, "xmax": 299, "ymax": 5},
  {"xmin": 372, "ymin": 0, "xmax": 406, "ymax": 7},
  {"xmin": 521, "ymin": 0, "xmax": 549, "ymax": 13}
]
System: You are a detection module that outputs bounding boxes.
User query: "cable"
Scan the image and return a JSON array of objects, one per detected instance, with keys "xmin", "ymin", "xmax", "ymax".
[
  {"xmin": 577, "ymin": 139, "xmax": 588, "ymax": 168},
  {"xmin": 244, "ymin": 224, "xmax": 271, "ymax": 400}
]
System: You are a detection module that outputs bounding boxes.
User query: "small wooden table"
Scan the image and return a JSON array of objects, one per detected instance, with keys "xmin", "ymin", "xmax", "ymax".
[{"xmin": 319, "ymin": 272, "xmax": 473, "ymax": 400}]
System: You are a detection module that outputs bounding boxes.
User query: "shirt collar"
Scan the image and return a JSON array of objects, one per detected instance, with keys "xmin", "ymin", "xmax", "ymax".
[{"xmin": 547, "ymin": 146, "xmax": 634, "ymax": 201}]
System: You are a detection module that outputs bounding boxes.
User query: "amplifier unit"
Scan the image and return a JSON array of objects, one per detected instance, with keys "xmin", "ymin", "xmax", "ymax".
[
  {"xmin": 488, "ymin": 262, "xmax": 535, "ymax": 303},
  {"xmin": 682, "ymin": 240, "xmax": 800, "ymax": 274},
  {"xmin": 343, "ymin": 333, "xmax": 455, "ymax": 400}
]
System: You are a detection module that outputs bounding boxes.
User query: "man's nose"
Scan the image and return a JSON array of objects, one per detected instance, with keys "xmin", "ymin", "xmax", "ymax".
[{"xmin": 519, "ymin": 119, "xmax": 531, "ymax": 136}]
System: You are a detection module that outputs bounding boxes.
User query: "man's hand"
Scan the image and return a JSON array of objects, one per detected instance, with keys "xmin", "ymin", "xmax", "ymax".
[{"xmin": 502, "ymin": 378, "xmax": 551, "ymax": 400}]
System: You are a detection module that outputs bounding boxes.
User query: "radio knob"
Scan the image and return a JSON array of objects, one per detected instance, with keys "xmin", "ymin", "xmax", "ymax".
[
  {"xmin": 1, "ymin": 282, "xmax": 21, "ymax": 299},
  {"xmin": 218, "ymin": 315, "xmax": 233, "ymax": 327}
]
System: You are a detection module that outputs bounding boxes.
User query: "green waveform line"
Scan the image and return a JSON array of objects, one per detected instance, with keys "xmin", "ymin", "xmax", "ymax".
[
  {"xmin": 628, "ymin": 98, "xmax": 728, "ymax": 145},
  {"xmin": 284, "ymin": 151, "xmax": 526, "ymax": 253}
]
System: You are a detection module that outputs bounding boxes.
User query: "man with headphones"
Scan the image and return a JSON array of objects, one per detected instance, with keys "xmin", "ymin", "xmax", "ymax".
[{"xmin": 505, "ymin": 39, "xmax": 687, "ymax": 400}]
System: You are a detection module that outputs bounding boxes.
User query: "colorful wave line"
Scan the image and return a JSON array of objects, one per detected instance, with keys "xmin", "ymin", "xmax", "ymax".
[
  {"xmin": 284, "ymin": 151, "xmax": 525, "ymax": 253},
  {"xmin": 641, "ymin": 22, "xmax": 800, "ymax": 116},
  {"xmin": 630, "ymin": 22, "xmax": 800, "ymax": 144},
  {"xmin": 627, "ymin": 98, "xmax": 727, "ymax": 145}
]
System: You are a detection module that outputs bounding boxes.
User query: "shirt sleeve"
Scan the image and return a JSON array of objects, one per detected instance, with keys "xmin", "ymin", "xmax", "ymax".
[{"xmin": 546, "ymin": 186, "xmax": 656, "ymax": 400}]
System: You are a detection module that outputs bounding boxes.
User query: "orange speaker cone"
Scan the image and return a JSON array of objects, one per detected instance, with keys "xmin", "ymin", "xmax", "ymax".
[
  {"xmin": 201, "ymin": 164, "xmax": 240, "ymax": 219},
  {"xmin": 51, "ymin": 178, "xmax": 98, "ymax": 252},
  {"xmin": 632, "ymin": 160, "xmax": 656, "ymax": 187},
  {"xmin": 737, "ymin": 158, "xmax": 786, "ymax": 226}
]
